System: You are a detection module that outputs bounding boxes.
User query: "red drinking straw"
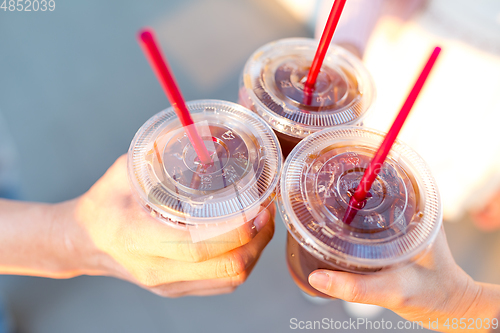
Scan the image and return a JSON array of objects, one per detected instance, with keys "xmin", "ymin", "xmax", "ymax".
[
  {"xmin": 343, "ymin": 46, "xmax": 442, "ymax": 224},
  {"xmin": 303, "ymin": 0, "xmax": 347, "ymax": 95},
  {"xmin": 137, "ymin": 28, "xmax": 213, "ymax": 165}
]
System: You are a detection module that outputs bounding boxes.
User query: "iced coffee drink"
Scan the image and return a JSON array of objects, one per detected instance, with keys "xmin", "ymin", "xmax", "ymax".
[
  {"xmin": 278, "ymin": 127, "xmax": 442, "ymax": 297},
  {"xmin": 128, "ymin": 100, "xmax": 282, "ymax": 242},
  {"xmin": 239, "ymin": 38, "xmax": 376, "ymax": 157}
]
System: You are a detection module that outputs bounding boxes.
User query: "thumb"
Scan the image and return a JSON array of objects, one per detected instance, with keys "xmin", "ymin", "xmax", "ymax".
[{"xmin": 308, "ymin": 270, "xmax": 395, "ymax": 306}]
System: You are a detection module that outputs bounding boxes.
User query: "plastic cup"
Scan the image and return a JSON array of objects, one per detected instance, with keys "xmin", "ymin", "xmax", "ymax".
[
  {"xmin": 239, "ymin": 38, "xmax": 376, "ymax": 158},
  {"xmin": 128, "ymin": 100, "xmax": 282, "ymax": 242},
  {"xmin": 278, "ymin": 126, "xmax": 442, "ymax": 297}
]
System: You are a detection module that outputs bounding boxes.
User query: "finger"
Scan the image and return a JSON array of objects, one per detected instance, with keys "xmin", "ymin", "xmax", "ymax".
[
  {"xmin": 168, "ymin": 211, "xmax": 274, "ymax": 281},
  {"xmin": 308, "ymin": 270, "xmax": 402, "ymax": 307},
  {"xmin": 267, "ymin": 201, "xmax": 277, "ymax": 217},
  {"xmin": 128, "ymin": 207, "xmax": 273, "ymax": 263},
  {"xmin": 153, "ymin": 286, "xmax": 237, "ymax": 298},
  {"xmin": 186, "ymin": 286, "xmax": 236, "ymax": 297},
  {"xmin": 147, "ymin": 258, "xmax": 260, "ymax": 298},
  {"xmin": 149, "ymin": 254, "xmax": 261, "ymax": 296},
  {"xmin": 140, "ymin": 217, "xmax": 273, "ymax": 285}
]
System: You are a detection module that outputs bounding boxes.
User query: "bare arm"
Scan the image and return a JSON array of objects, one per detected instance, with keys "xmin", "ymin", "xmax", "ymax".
[
  {"xmin": 0, "ymin": 199, "xmax": 86, "ymax": 278},
  {"xmin": 308, "ymin": 229, "xmax": 500, "ymax": 332},
  {"xmin": 0, "ymin": 155, "xmax": 275, "ymax": 297}
]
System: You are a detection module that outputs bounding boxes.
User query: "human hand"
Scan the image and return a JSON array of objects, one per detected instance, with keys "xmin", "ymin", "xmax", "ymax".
[
  {"xmin": 59, "ymin": 155, "xmax": 275, "ymax": 297},
  {"xmin": 308, "ymin": 229, "xmax": 482, "ymax": 331},
  {"xmin": 337, "ymin": 42, "xmax": 362, "ymax": 59},
  {"xmin": 471, "ymin": 189, "xmax": 500, "ymax": 232}
]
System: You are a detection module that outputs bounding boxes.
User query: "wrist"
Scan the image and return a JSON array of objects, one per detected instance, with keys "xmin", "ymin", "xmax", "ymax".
[
  {"xmin": 42, "ymin": 200, "xmax": 86, "ymax": 278},
  {"xmin": 447, "ymin": 268, "xmax": 482, "ymax": 319},
  {"xmin": 49, "ymin": 198, "xmax": 108, "ymax": 278},
  {"xmin": 0, "ymin": 199, "xmax": 93, "ymax": 278},
  {"xmin": 459, "ymin": 281, "xmax": 500, "ymax": 321}
]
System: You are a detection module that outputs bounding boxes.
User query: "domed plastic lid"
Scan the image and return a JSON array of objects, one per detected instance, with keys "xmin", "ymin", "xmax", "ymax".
[
  {"xmin": 128, "ymin": 100, "xmax": 282, "ymax": 235},
  {"xmin": 241, "ymin": 38, "xmax": 376, "ymax": 139},
  {"xmin": 279, "ymin": 127, "xmax": 442, "ymax": 270}
]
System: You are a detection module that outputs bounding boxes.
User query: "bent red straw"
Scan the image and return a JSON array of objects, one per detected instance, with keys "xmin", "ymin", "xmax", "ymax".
[
  {"xmin": 343, "ymin": 46, "xmax": 442, "ymax": 224},
  {"xmin": 303, "ymin": 0, "xmax": 347, "ymax": 96},
  {"xmin": 138, "ymin": 28, "xmax": 212, "ymax": 165}
]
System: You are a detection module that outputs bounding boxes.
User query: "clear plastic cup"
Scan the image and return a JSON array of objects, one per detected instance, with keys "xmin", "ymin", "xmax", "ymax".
[
  {"xmin": 239, "ymin": 38, "xmax": 376, "ymax": 157},
  {"xmin": 128, "ymin": 100, "xmax": 282, "ymax": 242},
  {"xmin": 279, "ymin": 126, "xmax": 442, "ymax": 297}
]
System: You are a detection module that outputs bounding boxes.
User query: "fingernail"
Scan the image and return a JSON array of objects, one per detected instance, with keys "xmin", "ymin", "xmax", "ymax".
[
  {"xmin": 253, "ymin": 209, "xmax": 269, "ymax": 232},
  {"xmin": 309, "ymin": 272, "xmax": 331, "ymax": 292}
]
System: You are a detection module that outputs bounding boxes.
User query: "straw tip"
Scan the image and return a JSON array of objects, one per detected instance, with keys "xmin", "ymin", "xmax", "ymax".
[
  {"xmin": 432, "ymin": 46, "xmax": 442, "ymax": 56},
  {"xmin": 138, "ymin": 28, "xmax": 154, "ymax": 42}
]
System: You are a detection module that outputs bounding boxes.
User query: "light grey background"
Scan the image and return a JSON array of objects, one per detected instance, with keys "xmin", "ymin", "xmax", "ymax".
[{"xmin": 1, "ymin": 1, "xmax": 499, "ymax": 332}]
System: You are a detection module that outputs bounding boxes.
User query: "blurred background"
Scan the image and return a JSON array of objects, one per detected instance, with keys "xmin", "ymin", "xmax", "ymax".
[{"xmin": 1, "ymin": 0, "xmax": 500, "ymax": 332}]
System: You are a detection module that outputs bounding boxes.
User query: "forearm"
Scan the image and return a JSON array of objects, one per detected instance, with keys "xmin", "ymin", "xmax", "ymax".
[{"xmin": 0, "ymin": 198, "xmax": 82, "ymax": 278}]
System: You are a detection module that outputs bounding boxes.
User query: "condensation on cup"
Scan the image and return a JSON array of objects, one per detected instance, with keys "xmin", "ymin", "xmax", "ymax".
[
  {"xmin": 239, "ymin": 38, "xmax": 376, "ymax": 157},
  {"xmin": 128, "ymin": 100, "xmax": 282, "ymax": 243},
  {"xmin": 279, "ymin": 126, "xmax": 442, "ymax": 297}
]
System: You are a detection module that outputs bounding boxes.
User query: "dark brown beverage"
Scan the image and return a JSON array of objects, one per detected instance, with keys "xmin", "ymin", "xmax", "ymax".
[
  {"xmin": 285, "ymin": 149, "xmax": 420, "ymax": 297},
  {"xmin": 286, "ymin": 232, "xmax": 332, "ymax": 297},
  {"xmin": 128, "ymin": 100, "xmax": 283, "ymax": 240},
  {"xmin": 275, "ymin": 131, "xmax": 301, "ymax": 158},
  {"xmin": 239, "ymin": 38, "xmax": 375, "ymax": 158},
  {"xmin": 279, "ymin": 127, "xmax": 442, "ymax": 298}
]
